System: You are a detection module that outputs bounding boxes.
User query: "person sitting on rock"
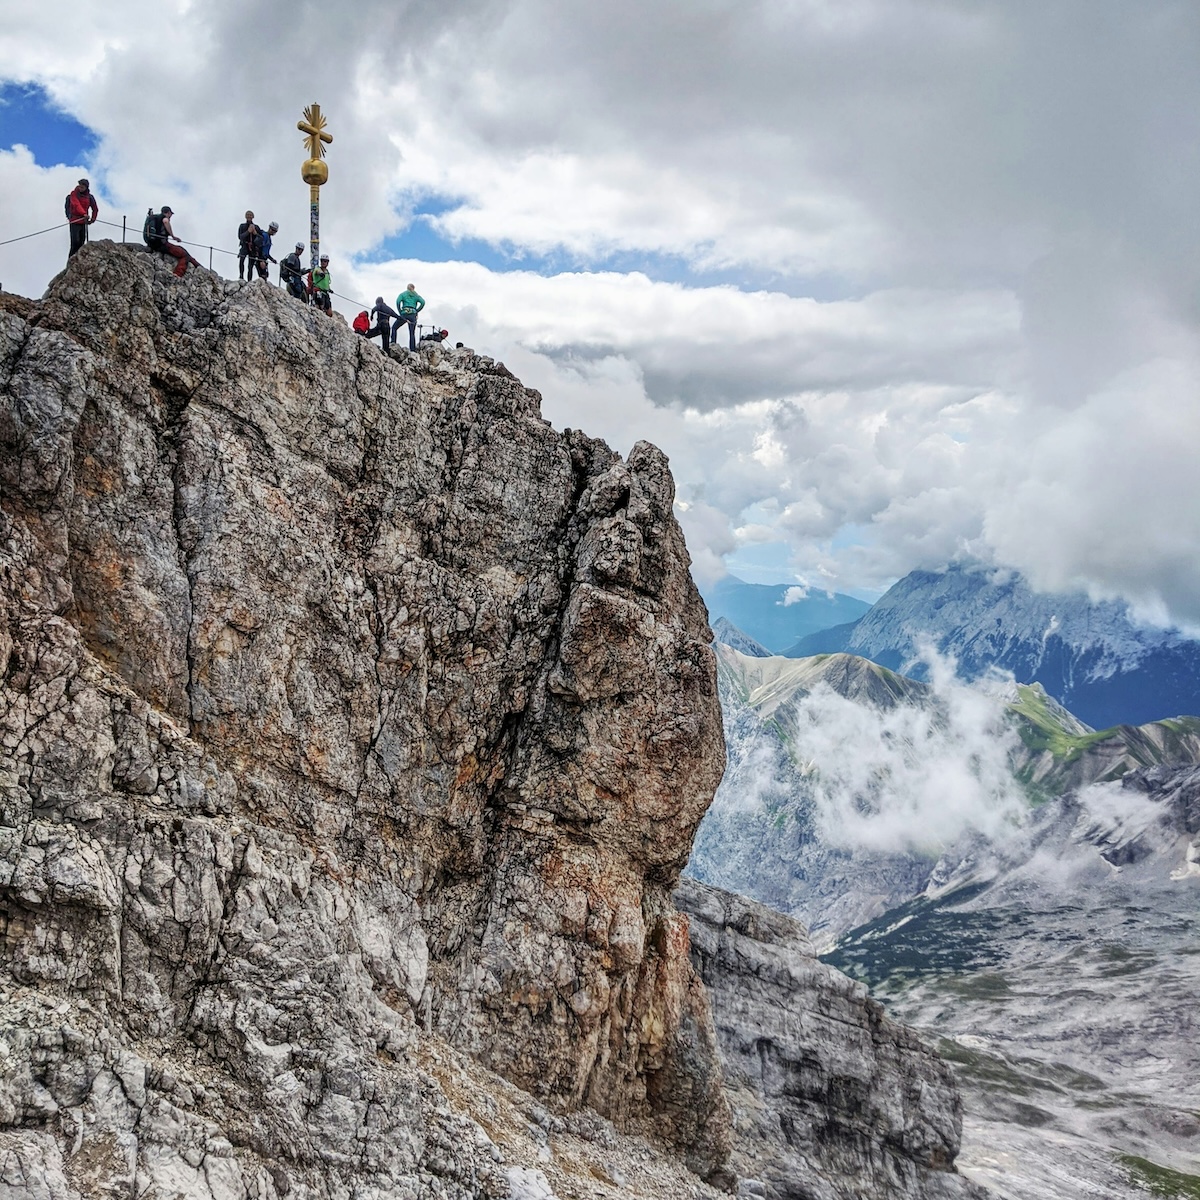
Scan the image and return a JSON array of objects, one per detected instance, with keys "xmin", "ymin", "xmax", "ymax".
[
  {"xmin": 146, "ymin": 207, "xmax": 202, "ymax": 278},
  {"xmin": 368, "ymin": 296, "xmax": 399, "ymax": 352},
  {"xmin": 280, "ymin": 243, "xmax": 306, "ymax": 299},
  {"xmin": 308, "ymin": 255, "xmax": 333, "ymax": 314},
  {"xmin": 392, "ymin": 283, "xmax": 424, "ymax": 351},
  {"xmin": 353, "ymin": 311, "xmax": 370, "ymax": 335}
]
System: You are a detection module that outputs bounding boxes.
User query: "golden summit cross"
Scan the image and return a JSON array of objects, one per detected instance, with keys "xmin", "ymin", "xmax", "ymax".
[
  {"xmin": 297, "ymin": 104, "xmax": 333, "ymax": 271},
  {"xmin": 298, "ymin": 104, "xmax": 333, "ymax": 161}
]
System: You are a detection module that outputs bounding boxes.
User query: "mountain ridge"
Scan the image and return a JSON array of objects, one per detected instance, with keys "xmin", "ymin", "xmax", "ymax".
[
  {"xmin": 700, "ymin": 574, "xmax": 870, "ymax": 654},
  {"xmin": 786, "ymin": 562, "xmax": 1200, "ymax": 727}
]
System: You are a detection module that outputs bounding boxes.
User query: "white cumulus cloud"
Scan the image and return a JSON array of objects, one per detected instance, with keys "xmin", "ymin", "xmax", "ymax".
[{"xmin": 3, "ymin": 1, "xmax": 1200, "ymax": 623}]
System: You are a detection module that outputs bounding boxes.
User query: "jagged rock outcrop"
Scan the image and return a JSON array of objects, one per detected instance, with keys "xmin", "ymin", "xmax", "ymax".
[
  {"xmin": 676, "ymin": 879, "xmax": 988, "ymax": 1200},
  {"xmin": 1, "ymin": 242, "xmax": 979, "ymax": 1200},
  {"xmin": 0, "ymin": 242, "xmax": 729, "ymax": 1196}
]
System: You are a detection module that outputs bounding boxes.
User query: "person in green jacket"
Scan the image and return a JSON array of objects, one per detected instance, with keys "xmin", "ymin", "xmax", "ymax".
[
  {"xmin": 309, "ymin": 255, "xmax": 333, "ymax": 314},
  {"xmin": 393, "ymin": 283, "xmax": 424, "ymax": 350}
]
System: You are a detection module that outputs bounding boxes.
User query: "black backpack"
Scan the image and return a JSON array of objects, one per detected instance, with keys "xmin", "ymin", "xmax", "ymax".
[{"xmin": 142, "ymin": 209, "xmax": 165, "ymax": 248}]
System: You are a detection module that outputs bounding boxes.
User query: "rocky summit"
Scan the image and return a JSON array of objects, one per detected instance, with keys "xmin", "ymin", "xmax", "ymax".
[{"xmin": 1, "ymin": 241, "xmax": 976, "ymax": 1199}]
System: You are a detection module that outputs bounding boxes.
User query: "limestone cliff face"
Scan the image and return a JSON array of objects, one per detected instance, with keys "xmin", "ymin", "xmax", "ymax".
[
  {"xmin": 1, "ymin": 243, "xmax": 984, "ymax": 1200},
  {"xmin": 0, "ymin": 243, "xmax": 728, "ymax": 1196},
  {"xmin": 677, "ymin": 879, "xmax": 987, "ymax": 1200}
]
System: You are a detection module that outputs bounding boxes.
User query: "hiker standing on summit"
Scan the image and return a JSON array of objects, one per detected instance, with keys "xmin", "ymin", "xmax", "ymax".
[
  {"xmin": 280, "ymin": 242, "xmax": 306, "ymax": 299},
  {"xmin": 65, "ymin": 179, "xmax": 98, "ymax": 260},
  {"xmin": 237, "ymin": 211, "xmax": 256, "ymax": 280},
  {"xmin": 240, "ymin": 220, "xmax": 262, "ymax": 283},
  {"xmin": 309, "ymin": 255, "xmax": 333, "ymax": 314},
  {"xmin": 255, "ymin": 221, "xmax": 279, "ymax": 280},
  {"xmin": 393, "ymin": 283, "xmax": 424, "ymax": 351},
  {"xmin": 369, "ymin": 296, "xmax": 399, "ymax": 352}
]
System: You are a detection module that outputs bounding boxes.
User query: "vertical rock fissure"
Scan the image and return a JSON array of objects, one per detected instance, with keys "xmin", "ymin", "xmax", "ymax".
[
  {"xmin": 162, "ymin": 379, "xmax": 201, "ymax": 734},
  {"xmin": 180, "ymin": 828, "xmax": 249, "ymax": 1041},
  {"xmin": 523, "ymin": 435, "xmax": 597, "ymax": 723},
  {"xmin": 358, "ymin": 568, "xmax": 389, "ymax": 807},
  {"xmin": 350, "ymin": 349, "xmax": 390, "ymax": 807}
]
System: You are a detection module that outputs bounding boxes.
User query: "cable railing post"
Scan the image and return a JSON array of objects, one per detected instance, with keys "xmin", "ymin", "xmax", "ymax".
[
  {"xmin": 209, "ymin": 246, "xmax": 213, "ymax": 271},
  {"xmin": 122, "ymin": 216, "xmax": 126, "ymax": 243}
]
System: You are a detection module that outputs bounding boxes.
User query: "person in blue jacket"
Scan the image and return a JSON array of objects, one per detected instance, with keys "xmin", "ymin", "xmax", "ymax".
[
  {"xmin": 254, "ymin": 221, "xmax": 279, "ymax": 279},
  {"xmin": 393, "ymin": 284, "xmax": 425, "ymax": 351}
]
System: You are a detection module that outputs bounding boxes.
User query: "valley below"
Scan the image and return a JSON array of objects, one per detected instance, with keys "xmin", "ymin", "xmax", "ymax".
[
  {"xmin": 691, "ymin": 634, "xmax": 1200, "ymax": 1200},
  {"xmin": 830, "ymin": 856, "xmax": 1200, "ymax": 1199}
]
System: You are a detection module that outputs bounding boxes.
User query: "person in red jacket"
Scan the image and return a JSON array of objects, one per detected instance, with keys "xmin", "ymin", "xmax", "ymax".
[{"xmin": 65, "ymin": 179, "xmax": 98, "ymax": 260}]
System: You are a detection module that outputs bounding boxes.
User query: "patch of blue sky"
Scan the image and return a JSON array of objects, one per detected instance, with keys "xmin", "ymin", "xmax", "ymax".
[
  {"xmin": 0, "ymin": 82, "xmax": 96, "ymax": 167},
  {"xmin": 359, "ymin": 215, "xmax": 513, "ymax": 274},
  {"xmin": 724, "ymin": 540, "xmax": 797, "ymax": 585},
  {"xmin": 360, "ymin": 200, "xmax": 855, "ymax": 299},
  {"xmin": 738, "ymin": 501, "xmax": 781, "ymax": 527},
  {"xmin": 830, "ymin": 523, "xmax": 868, "ymax": 551}
]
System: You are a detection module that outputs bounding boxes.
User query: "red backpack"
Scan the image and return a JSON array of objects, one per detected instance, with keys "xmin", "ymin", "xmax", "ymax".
[{"xmin": 352, "ymin": 311, "xmax": 370, "ymax": 334}]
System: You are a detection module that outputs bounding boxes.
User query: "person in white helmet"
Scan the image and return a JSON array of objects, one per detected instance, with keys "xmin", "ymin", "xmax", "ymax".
[{"xmin": 254, "ymin": 221, "xmax": 280, "ymax": 280}]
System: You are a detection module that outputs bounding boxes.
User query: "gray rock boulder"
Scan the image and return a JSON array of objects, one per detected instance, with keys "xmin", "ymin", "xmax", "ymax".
[{"xmin": 676, "ymin": 878, "xmax": 988, "ymax": 1200}]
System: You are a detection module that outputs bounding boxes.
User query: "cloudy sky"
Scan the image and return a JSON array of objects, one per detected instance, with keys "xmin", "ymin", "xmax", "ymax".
[{"xmin": 3, "ymin": 1, "xmax": 1199, "ymax": 625}]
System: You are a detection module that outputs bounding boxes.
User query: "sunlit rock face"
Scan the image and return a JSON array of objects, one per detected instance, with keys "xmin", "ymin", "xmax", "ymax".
[
  {"xmin": 0, "ymin": 242, "xmax": 981, "ymax": 1200},
  {"xmin": 0, "ymin": 242, "xmax": 729, "ymax": 1195}
]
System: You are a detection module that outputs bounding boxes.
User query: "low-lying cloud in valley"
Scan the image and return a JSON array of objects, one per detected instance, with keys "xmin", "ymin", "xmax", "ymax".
[{"xmin": 790, "ymin": 653, "xmax": 1028, "ymax": 854}]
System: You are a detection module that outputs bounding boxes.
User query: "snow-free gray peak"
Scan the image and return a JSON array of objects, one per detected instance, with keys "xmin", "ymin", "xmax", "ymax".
[{"xmin": 790, "ymin": 562, "xmax": 1200, "ymax": 727}]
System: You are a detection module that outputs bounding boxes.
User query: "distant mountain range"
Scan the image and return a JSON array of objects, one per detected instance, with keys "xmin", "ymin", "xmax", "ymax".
[
  {"xmin": 700, "ymin": 575, "xmax": 870, "ymax": 655},
  {"xmin": 783, "ymin": 562, "xmax": 1200, "ymax": 728},
  {"xmin": 691, "ymin": 642, "xmax": 1200, "ymax": 944}
]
